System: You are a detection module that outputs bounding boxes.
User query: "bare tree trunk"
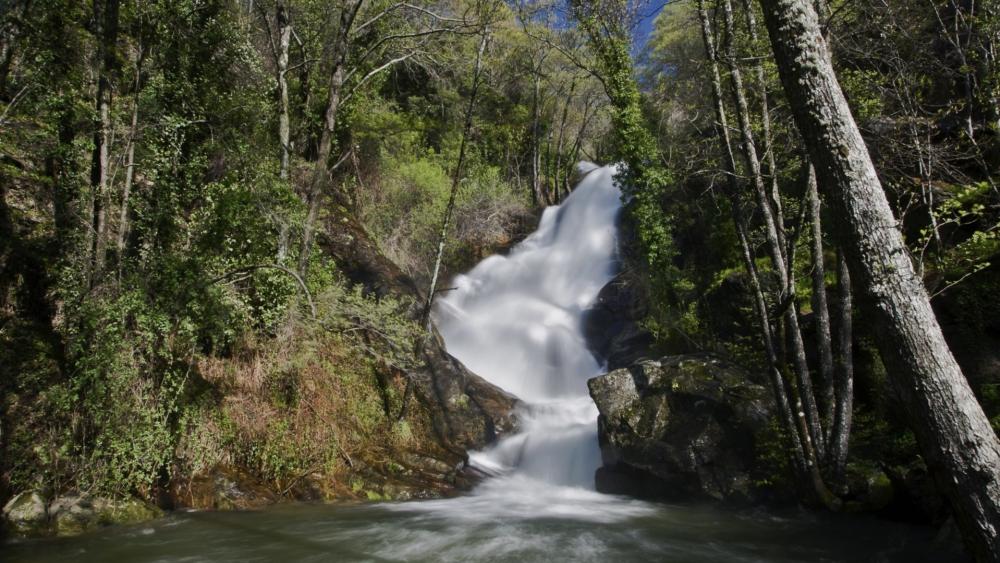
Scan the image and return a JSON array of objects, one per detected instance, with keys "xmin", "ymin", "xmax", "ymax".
[
  {"xmin": 424, "ymin": 29, "xmax": 489, "ymax": 328},
  {"xmin": 530, "ymin": 64, "xmax": 545, "ymax": 206},
  {"xmin": 553, "ymin": 79, "xmax": 575, "ymax": 202},
  {"xmin": 116, "ymin": 44, "xmax": 143, "ymax": 259},
  {"xmin": 568, "ymin": 97, "xmax": 595, "ymax": 185},
  {"xmin": 740, "ymin": 0, "xmax": 785, "ymax": 250},
  {"xmin": 697, "ymin": 0, "xmax": 814, "ymax": 487},
  {"xmin": 722, "ymin": 0, "xmax": 825, "ymax": 456},
  {"xmin": 829, "ymin": 248, "xmax": 853, "ymax": 487},
  {"xmin": 543, "ymin": 124, "xmax": 554, "ymax": 204},
  {"xmin": 760, "ymin": 0, "xmax": 1000, "ymax": 557},
  {"xmin": 276, "ymin": 1, "xmax": 292, "ymax": 180},
  {"xmin": 298, "ymin": 0, "xmax": 363, "ymax": 277},
  {"xmin": 89, "ymin": 0, "xmax": 120, "ymax": 284},
  {"xmin": 806, "ymin": 162, "xmax": 835, "ymax": 440}
]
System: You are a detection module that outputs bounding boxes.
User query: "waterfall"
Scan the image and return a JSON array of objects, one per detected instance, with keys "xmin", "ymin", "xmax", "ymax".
[{"xmin": 433, "ymin": 163, "xmax": 622, "ymax": 489}]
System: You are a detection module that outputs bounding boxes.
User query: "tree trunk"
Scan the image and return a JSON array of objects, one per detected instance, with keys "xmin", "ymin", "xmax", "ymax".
[
  {"xmin": 740, "ymin": 0, "xmax": 785, "ymax": 252},
  {"xmin": 722, "ymin": 0, "xmax": 824, "ymax": 456},
  {"xmin": 806, "ymin": 162, "xmax": 835, "ymax": 440},
  {"xmin": 760, "ymin": 0, "xmax": 1000, "ymax": 558},
  {"xmin": 0, "ymin": 0, "xmax": 29, "ymax": 100},
  {"xmin": 530, "ymin": 67, "xmax": 544, "ymax": 206},
  {"xmin": 697, "ymin": 0, "xmax": 810, "ymax": 482},
  {"xmin": 116, "ymin": 44, "xmax": 143, "ymax": 259},
  {"xmin": 829, "ymin": 248, "xmax": 853, "ymax": 487},
  {"xmin": 568, "ymin": 97, "xmax": 595, "ymax": 186},
  {"xmin": 89, "ymin": 0, "xmax": 120, "ymax": 284},
  {"xmin": 298, "ymin": 0, "xmax": 363, "ymax": 277},
  {"xmin": 424, "ymin": 28, "xmax": 489, "ymax": 327},
  {"xmin": 277, "ymin": 0, "xmax": 292, "ymax": 180},
  {"xmin": 553, "ymin": 79, "xmax": 575, "ymax": 202}
]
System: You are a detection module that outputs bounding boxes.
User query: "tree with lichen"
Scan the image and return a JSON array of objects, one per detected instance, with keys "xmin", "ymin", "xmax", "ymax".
[{"xmin": 759, "ymin": 0, "xmax": 1000, "ymax": 559}]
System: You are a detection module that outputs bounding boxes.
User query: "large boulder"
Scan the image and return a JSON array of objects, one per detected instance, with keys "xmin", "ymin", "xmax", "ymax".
[
  {"xmin": 2, "ymin": 491, "xmax": 48, "ymax": 536},
  {"xmin": 411, "ymin": 330, "xmax": 520, "ymax": 454},
  {"xmin": 582, "ymin": 269, "xmax": 654, "ymax": 371},
  {"xmin": 49, "ymin": 495, "xmax": 163, "ymax": 536},
  {"xmin": 588, "ymin": 355, "xmax": 773, "ymax": 503},
  {"xmin": 2, "ymin": 492, "xmax": 162, "ymax": 538}
]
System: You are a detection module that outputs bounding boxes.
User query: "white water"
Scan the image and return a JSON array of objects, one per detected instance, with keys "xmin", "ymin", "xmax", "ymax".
[{"xmin": 426, "ymin": 163, "xmax": 641, "ymax": 514}]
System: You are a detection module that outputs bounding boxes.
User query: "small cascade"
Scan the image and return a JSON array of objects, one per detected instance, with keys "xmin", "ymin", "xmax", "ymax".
[{"xmin": 433, "ymin": 163, "xmax": 622, "ymax": 488}]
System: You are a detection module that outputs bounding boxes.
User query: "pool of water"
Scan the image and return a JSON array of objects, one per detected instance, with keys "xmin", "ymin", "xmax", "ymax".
[{"xmin": 4, "ymin": 481, "xmax": 965, "ymax": 563}]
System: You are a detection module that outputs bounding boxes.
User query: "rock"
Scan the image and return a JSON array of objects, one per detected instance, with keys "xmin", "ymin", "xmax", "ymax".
[
  {"xmin": 843, "ymin": 466, "xmax": 894, "ymax": 512},
  {"xmin": 93, "ymin": 497, "xmax": 164, "ymax": 527},
  {"xmin": 882, "ymin": 462, "xmax": 949, "ymax": 525},
  {"xmin": 171, "ymin": 466, "xmax": 278, "ymax": 510},
  {"xmin": 49, "ymin": 495, "xmax": 97, "ymax": 536},
  {"xmin": 2, "ymin": 491, "xmax": 48, "ymax": 536},
  {"xmin": 314, "ymin": 189, "xmax": 520, "ymax": 457},
  {"xmin": 588, "ymin": 355, "xmax": 773, "ymax": 503},
  {"xmin": 48, "ymin": 495, "xmax": 162, "ymax": 536},
  {"xmin": 410, "ymin": 330, "xmax": 520, "ymax": 454},
  {"xmin": 582, "ymin": 269, "xmax": 655, "ymax": 371}
]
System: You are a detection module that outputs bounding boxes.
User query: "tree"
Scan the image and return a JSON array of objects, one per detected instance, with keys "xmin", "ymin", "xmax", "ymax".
[{"xmin": 759, "ymin": 0, "xmax": 1000, "ymax": 559}]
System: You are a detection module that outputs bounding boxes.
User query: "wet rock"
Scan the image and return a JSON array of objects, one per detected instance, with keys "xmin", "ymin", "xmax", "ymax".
[
  {"xmin": 171, "ymin": 466, "xmax": 278, "ymax": 510},
  {"xmin": 410, "ymin": 330, "xmax": 520, "ymax": 454},
  {"xmin": 588, "ymin": 355, "xmax": 773, "ymax": 503},
  {"xmin": 2, "ymin": 491, "xmax": 48, "ymax": 536},
  {"xmin": 48, "ymin": 495, "xmax": 162, "ymax": 536},
  {"xmin": 582, "ymin": 269, "xmax": 654, "ymax": 371},
  {"xmin": 314, "ymin": 190, "xmax": 520, "ymax": 457}
]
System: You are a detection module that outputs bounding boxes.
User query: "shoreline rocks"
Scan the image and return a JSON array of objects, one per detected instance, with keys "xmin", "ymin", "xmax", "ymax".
[{"xmin": 2, "ymin": 491, "xmax": 163, "ymax": 538}]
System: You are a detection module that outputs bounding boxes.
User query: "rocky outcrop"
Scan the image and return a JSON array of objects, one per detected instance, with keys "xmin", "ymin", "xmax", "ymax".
[
  {"xmin": 317, "ymin": 191, "xmax": 519, "ymax": 465},
  {"xmin": 2, "ymin": 491, "xmax": 47, "ymax": 536},
  {"xmin": 315, "ymin": 191, "xmax": 518, "ymax": 449},
  {"xmin": 412, "ymin": 330, "xmax": 520, "ymax": 453},
  {"xmin": 582, "ymin": 270, "xmax": 654, "ymax": 371},
  {"xmin": 588, "ymin": 355, "xmax": 773, "ymax": 503},
  {"xmin": 2, "ymin": 491, "xmax": 162, "ymax": 537}
]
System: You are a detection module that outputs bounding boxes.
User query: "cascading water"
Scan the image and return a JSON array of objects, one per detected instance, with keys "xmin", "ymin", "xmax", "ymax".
[{"xmin": 433, "ymin": 162, "xmax": 621, "ymax": 490}]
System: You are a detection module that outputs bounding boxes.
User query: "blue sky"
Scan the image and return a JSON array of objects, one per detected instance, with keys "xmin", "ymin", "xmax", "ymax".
[{"xmin": 632, "ymin": 0, "xmax": 670, "ymax": 55}]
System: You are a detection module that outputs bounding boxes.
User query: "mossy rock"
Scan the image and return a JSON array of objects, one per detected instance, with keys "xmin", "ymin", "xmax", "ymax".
[
  {"xmin": 49, "ymin": 495, "xmax": 164, "ymax": 537},
  {"xmin": 2, "ymin": 491, "xmax": 49, "ymax": 537},
  {"xmin": 588, "ymin": 355, "xmax": 774, "ymax": 503}
]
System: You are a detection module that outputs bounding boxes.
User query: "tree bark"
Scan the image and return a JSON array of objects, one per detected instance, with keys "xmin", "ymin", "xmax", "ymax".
[
  {"xmin": 760, "ymin": 0, "xmax": 1000, "ymax": 558},
  {"xmin": 829, "ymin": 248, "xmax": 853, "ymax": 486},
  {"xmin": 116, "ymin": 44, "xmax": 143, "ymax": 259},
  {"xmin": 806, "ymin": 162, "xmax": 835, "ymax": 440},
  {"xmin": 424, "ymin": 28, "xmax": 489, "ymax": 328},
  {"xmin": 276, "ymin": 0, "xmax": 292, "ymax": 180},
  {"xmin": 298, "ymin": 0, "xmax": 363, "ymax": 277},
  {"xmin": 697, "ymin": 0, "xmax": 810, "ymax": 482},
  {"xmin": 89, "ymin": 0, "xmax": 120, "ymax": 284},
  {"xmin": 722, "ymin": 0, "xmax": 824, "ymax": 456},
  {"xmin": 0, "ymin": 0, "xmax": 30, "ymax": 100},
  {"xmin": 553, "ymin": 79, "xmax": 575, "ymax": 202},
  {"xmin": 530, "ymin": 59, "xmax": 546, "ymax": 206},
  {"xmin": 740, "ymin": 0, "xmax": 785, "ymax": 251}
]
